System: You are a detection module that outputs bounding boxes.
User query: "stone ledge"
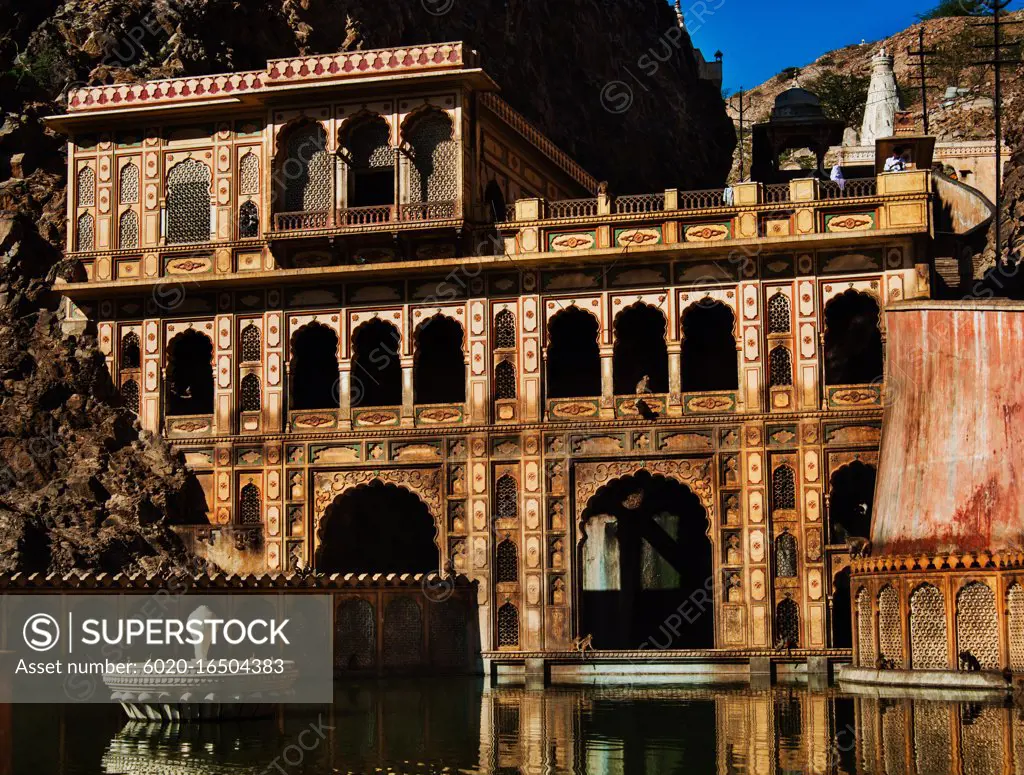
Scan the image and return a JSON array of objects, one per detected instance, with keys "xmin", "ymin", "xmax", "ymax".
[{"xmin": 837, "ymin": 665, "xmax": 1011, "ymax": 693}]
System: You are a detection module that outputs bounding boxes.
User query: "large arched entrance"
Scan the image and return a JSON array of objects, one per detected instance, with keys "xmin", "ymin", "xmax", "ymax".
[
  {"xmin": 580, "ymin": 470, "xmax": 714, "ymax": 650},
  {"xmin": 316, "ymin": 481, "xmax": 440, "ymax": 574}
]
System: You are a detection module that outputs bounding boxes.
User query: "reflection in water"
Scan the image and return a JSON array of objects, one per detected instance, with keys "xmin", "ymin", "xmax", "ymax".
[{"xmin": 7, "ymin": 682, "xmax": 1024, "ymax": 774}]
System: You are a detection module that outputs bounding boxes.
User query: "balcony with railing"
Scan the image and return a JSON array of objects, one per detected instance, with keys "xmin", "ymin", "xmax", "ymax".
[
  {"xmin": 502, "ymin": 172, "xmax": 930, "ymax": 255},
  {"xmin": 272, "ymin": 200, "xmax": 461, "ymax": 236}
]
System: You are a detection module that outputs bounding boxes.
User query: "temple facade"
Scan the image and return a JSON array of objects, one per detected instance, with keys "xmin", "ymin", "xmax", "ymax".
[{"xmin": 47, "ymin": 42, "xmax": 948, "ymax": 668}]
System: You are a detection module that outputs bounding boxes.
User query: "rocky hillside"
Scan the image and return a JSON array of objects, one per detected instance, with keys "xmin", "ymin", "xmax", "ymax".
[
  {"xmin": 0, "ymin": 1, "xmax": 734, "ymax": 574},
  {"xmin": 725, "ymin": 13, "xmax": 1023, "ymax": 180}
]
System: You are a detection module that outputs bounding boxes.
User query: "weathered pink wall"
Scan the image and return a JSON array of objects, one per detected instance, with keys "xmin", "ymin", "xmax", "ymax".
[{"xmin": 872, "ymin": 300, "xmax": 1024, "ymax": 554}]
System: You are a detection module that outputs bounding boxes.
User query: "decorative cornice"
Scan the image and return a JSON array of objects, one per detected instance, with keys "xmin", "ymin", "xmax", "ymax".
[
  {"xmin": 851, "ymin": 550, "xmax": 1024, "ymax": 575},
  {"xmin": 0, "ymin": 570, "xmax": 473, "ymax": 590}
]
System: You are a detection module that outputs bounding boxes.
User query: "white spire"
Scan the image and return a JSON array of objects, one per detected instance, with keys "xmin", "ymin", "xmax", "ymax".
[{"xmin": 861, "ymin": 48, "xmax": 900, "ymax": 145}]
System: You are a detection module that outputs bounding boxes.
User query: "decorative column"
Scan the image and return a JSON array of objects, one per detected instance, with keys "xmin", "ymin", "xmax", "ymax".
[
  {"xmin": 401, "ymin": 356, "xmax": 415, "ymax": 426},
  {"xmin": 599, "ymin": 345, "xmax": 614, "ymax": 419}
]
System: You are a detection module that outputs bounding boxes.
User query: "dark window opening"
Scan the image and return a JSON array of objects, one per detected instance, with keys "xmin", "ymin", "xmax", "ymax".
[
  {"xmin": 832, "ymin": 568, "xmax": 852, "ymax": 648},
  {"xmin": 613, "ymin": 303, "xmax": 669, "ymax": 395},
  {"xmin": 351, "ymin": 319, "xmax": 402, "ymax": 408},
  {"xmin": 681, "ymin": 301, "xmax": 738, "ymax": 392},
  {"xmin": 824, "ymin": 290, "xmax": 883, "ymax": 385},
  {"xmin": 776, "ymin": 597, "xmax": 800, "ymax": 647},
  {"xmin": 239, "ymin": 200, "xmax": 259, "ymax": 238},
  {"xmin": 485, "ymin": 180, "xmax": 507, "ymax": 222},
  {"xmin": 316, "ymin": 481, "xmax": 439, "ymax": 574},
  {"xmin": 494, "ymin": 309, "xmax": 516, "ymax": 349},
  {"xmin": 240, "ymin": 373, "xmax": 261, "ymax": 413},
  {"xmin": 414, "ymin": 315, "xmax": 465, "ymax": 405},
  {"xmin": 829, "ymin": 461, "xmax": 876, "ymax": 544},
  {"xmin": 341, "ymin": 117, "xmax": 394, "ymax": 208},
  {"xmin": 773, "ymin": 465, "xmax": 797, "ymax": 511},
  {"xmin": 290, "ymin": 323, "xmax": 339, "ymax": 410},
  {"xmin": 120, "ymin": 332, "xmax": 141, "ymax": 369},
  {"xmin": 775, "ymin": 531, "xmax": 797, "ymax": 577},
  {"xmin": 165, "ymin": 330, "xmax": 214, "ymax": 416},
  {"xmin": 547, "ymin": 307, "xmax": 601, "ymax": 399},
  {"xmin": 496, "ymin": 539, "xmax": 518, "ymax": 583},
  {"xmin": 769, "ymin": 346, "xmax": 793, "ymax": 387},
  {"xmin": 495, "ymin": 360, "xmax": 516, "ymax": 400},
  {"xmin": 239, "ymin": 483, "xmax": 261, "ymax": 525}
]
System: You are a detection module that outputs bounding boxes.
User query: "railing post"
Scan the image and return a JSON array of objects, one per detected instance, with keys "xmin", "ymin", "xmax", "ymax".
[
  {"xmin": 790, "ymin": 177, "xmax": 819, "ymax": 202},
  {"xmin": 597, "ymin": 190, "xmax": 612, "ymax": 216},
  {"xmin": 516, "ymin": 198, "xmax": 543, "ymax": 221},
  {"xmin": 664, "ymin": 189, "xmax": 679, "ymax": 211},
  {"xmin": 734, "ymin": 182, "xmax": 761, "ymax": 206}
]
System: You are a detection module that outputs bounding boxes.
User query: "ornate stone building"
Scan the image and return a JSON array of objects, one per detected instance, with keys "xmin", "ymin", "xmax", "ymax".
[{"xmin": 46, "ymin": 42, "xmax": 968, "ymax": 670}]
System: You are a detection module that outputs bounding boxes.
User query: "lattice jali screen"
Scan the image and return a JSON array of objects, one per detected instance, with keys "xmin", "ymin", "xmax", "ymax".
[
  {"xmin": 336, "ymin": 598, "xmax": 376, "ymax": 668},
  {"xmin": 881, "ymin": 702, "xmax": 907, "ymax": 775},
  {"xmin": 913, "ymin": 702, "xmax": 953, "ymax": 775},
  {"xmin": 769, "ymin": 346, "xmax": 793, "ymax": 387},
  {"xmin": 238, "ymin": 483, "xmax": 262, "ymax": 525},
  {"xmin": 76, "ymin": 213, "xmax": 94, "ymax": 252},
  {"xmin": 956, "ymin": 582, "xmax": 999, "ymax": 669},
  {"xmin": 407, "ymin": 113, "xmax": 457, "ymax": 203},
  {"xmin": 121, "ymin": 379, "xmax": 140, "ymax": 415},
  {"xmin": 857, "ymin": 587, "xmax": 875, "ymax": 667},
  {"xmin": 961, "ymin": 705, "xmax": 1003, "ymax": 775},
  {"xmin": 166, "ymin": 159, "xmax": 211, "ymax": 244},
  {"xmin": 119, "ymin": 210, "xmax": 139, "ymax": 249},
  {"xmin": 121, "ymin": 332, "xmax": 141, "ymax": 369},
  {"xmin": 283, "ymin": 123, "xmax": 332, "ymax": 213},
  {"xmin": 239, "ymin": 200, "xmax": 259, "ymax": 238},
  {"xmin": 382, "ymin": 597, "xmax": 423, "ymax": 668},
  {"xmin": 878, "ymin": 585, "xmax": 903, "ymax": 664},
  {"xmin": 496, "ymin": 602, "xmax": 519, "ymax": 648},
  {"xmin": 240, "ymin": 373, "xmax": 261, "ymax": 413},
  {"xmin": 496, "ymin": 474, "xmax": 518, "ymax": 520},
  {"xmin": 119, "ymin": 163, "xmax": 139, "ymax": 204},
  {"xmin": 767, "ymin": 292, "xmax": 791, "ymax": 334},
  {"xmin": 776, "ymin": 597, "xmax": 800, "ymax": 646},
  {"xmin": 910, "ymin": 584, "xmax": 948, "ymax": 669},
  {"xmin": 495, "ymin": 360, "xmax": 516, "ymax": 400},
  {"xmin": 496, "ymin": 540, "xmax": 518, "ymax": 583},
  {"xmin": 495, "ymin": 310, "xmax": 516, "ymax": 349},
  {"xmin": 772, "ymin": 465, "xmax": 796, "ymax": 510},
  {"xmin": 429, "ymin": 598, "xmax": 468, "ymax": 668},
  {"xmin": 77, "ymin": 166, "xmax": 95, "ymax": 207},
  {"xmin": 1009, "ymin": 584, "xmax": 1024, "ymax": 671},
  {"xmin": 775, "ymin": 532, "xmax": 797, "ymax": 578},
  {"xmin": 239, "ymin": 152, "xmax": 260, "ymax": 195},
  {"xmin": 241, "ymin": 324, "xmax": 262, "ymax": 362}
]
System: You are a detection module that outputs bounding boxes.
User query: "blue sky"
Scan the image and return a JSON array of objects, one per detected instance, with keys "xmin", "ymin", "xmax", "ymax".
[{"xmin": 683, "ymin": 0, "xmax": 1024, "ymax": 93}]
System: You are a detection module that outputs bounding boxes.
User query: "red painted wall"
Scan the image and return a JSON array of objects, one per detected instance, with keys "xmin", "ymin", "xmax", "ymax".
[{"xmin": 872, "ymin": 300, "xmax": 1024, "ymax": 554}]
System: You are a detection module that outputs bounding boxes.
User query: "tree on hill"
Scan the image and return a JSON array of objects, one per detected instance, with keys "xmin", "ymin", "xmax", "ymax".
[
  {"xmin": 806, "ymin": 71, "xmax": 871, "ymax": 128},
  {"xmin": 917, "ymin": 0, "xmax": 992, "ymax": 19}
]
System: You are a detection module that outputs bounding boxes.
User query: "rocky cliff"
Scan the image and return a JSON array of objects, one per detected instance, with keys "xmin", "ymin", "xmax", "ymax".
[{"xmin": 0, "ymin": 0, "xmax": 734, "ymax": 573}]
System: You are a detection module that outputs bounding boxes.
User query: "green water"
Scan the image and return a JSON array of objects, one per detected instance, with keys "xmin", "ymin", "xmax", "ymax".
[{"xmin": 5, "ymin": 680, "xmax": 1019, "ymax": 774}]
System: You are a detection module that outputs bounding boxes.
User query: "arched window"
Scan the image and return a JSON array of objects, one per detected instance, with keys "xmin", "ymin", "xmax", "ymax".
[
  {"xmin": 878, "ymin": 585, "xmax": 903, "ymax": 665},
  {"xmin": 495, "ymin": 360, "xmax": 516, "ymax": 400},
  {"xmin": 120, "ymin": 332, "xmax": 141, "ymax": 369},
  {"xmin": 77, "ymin": 213, "xmax": 94, "ymax": 252},
  {"xmin": 856, "ymin": 587, "xmax": 874, "ymax": 666},
  {"xmin": 829, "ymin": 461, "xmax": 876, "ymax": 543},
  {"xmin": 496, "ymin": 539, "xmax": 518, "ymax": 583},
  {"xmin": 767, "ymin": 292, "xmax": 791, "ymax": 334},
  {"xmin": 238, "ymin": 200, "xmax": 259, "ymax": 238},
  {"xmin": 769, "ymin": 346, "xmax": 793, "ymax": 387},
  {"xmin": 405, "ymin": 110, "xmax": 457, "ymax": 203},
  {"xmin": 772, "ymin": 465, "xmax": 796, "ymax": 510},
  {"xmin": 239, "ymin": 483, "xmax": 262, "ymax": 525},
  {"xmin": 956, "ymin": 582, "xmax": 998, "ymax": 669},
  {"xmin": 1008, "ymin": 584, "xmax": 1024, "ymax": 671},
  {"xmin": 775, "ymin": 531, "xmax": 797, "ymax": 577},
  {"xmin": 280, "ymin": 122, "xmax": 332, "ymax": 213},
  {"xmin": 414, "ymin": 315, "xmax": 465, "ymax": 405},
  {"xmin": 496, "ymin": 474, "xmax": 518, "ymax": 520},
  {"xmin": 166, "ymin": 159, "xmax": 211, "ymax": 244},
  {"xmin": 497, "ymin": 602, "xmax": 519, "ymax": 648},
  {"xmin": 547, "ymin": 307, "xmax": 601, "ymax": 399},
  {"xmin": 119, "ymin": 163, "xmax": 139, "ymax": 204},
  {"xmin": 824, "ymin": 290, "xmax": 883, "ymax": 385},
  {"xmin": 165, "ymin": 330, "xmax": 214, "ymax": 416},
  {"xmin": 776, "ymin": 597, "xmax": 800, "ymax": 647},
  {"xmin": 290, "ymin": 323, "xmax": 339, "ymax": 410},
  {"xmin": 340, "ymin": 116, "xmax": 393, "ymax": 208},
  {"xmin": 910, "ymin": 584, "xmax": 947, "ymax": 669},
  {"xmin": 240, "ymin": 324, "xmax": 261, "ymax": 363},
  {"xmin": 681, "ymin": 301, "xmax": 738, "ymax": 392},
  {"xmin": 121, "ymin": 379, "xmax": 140, "ymax": 415},
  {"xmin": 77, "ymin": 166, "xmax": 95, "ymax": 207},
  {"xmin": 119, "ymin": 210, "xmax": 139, "ymax": 250},
  {"xmin": 484, "ymin": 180, "xmax": 507, "ymax": 223},
  {"xmin": 239, "ymin": 152, "xmax": 259, "ymax": 195},
  {"xmin": 351, "ymin": 319, "xmax": 402, "ymax": 408},
  {"xmin": 613, "ymin": 303, "xmax": 669, "ymax": 394},
  {"xmin": 240, "ymin": 373, "xmax": 261, "ymax": 413},
  {"xmin": 494, "ymin": 309, "xmax": 516, "ymax": 349}
]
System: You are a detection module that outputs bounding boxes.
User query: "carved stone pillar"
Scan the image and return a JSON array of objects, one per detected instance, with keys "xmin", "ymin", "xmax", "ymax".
[
  {"xmin": 599, "ymin": 345, "xmax": 614, "ymax": 419},
  {"xmin": 338, "ymin": 363, "xmax": 351, "ymax": 430},
  {"xmin": 668, "ymin": 341, "xmax": 682, "ymax": 410},
  {"xmin": 401, "ymin": 356, "xmax": 414, "ymax": 426}
]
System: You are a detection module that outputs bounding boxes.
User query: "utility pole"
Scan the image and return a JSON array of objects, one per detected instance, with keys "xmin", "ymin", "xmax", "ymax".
[
  {"xmin": 906, "ymin": 26, "xmax": 937, "ymax": 134},
  {"xmin": 970, "ymin": 0, "xmax": 1021, "ymax": 266}
]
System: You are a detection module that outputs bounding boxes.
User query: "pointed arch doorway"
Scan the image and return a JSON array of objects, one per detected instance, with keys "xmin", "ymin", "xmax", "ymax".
[{"xmin": 577, "ymin": 467, "xmax": 715, "ymax": 650}]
